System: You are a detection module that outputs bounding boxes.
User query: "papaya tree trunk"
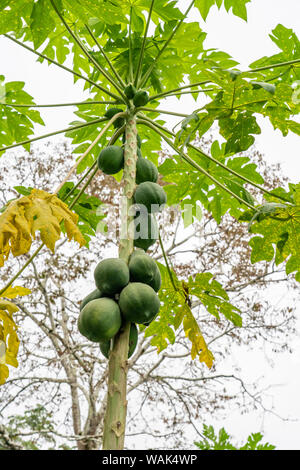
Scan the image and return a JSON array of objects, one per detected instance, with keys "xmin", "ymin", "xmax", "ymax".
[{"xmin": 102, "ymin": 111, "xmax": 137, "ymax": 450}]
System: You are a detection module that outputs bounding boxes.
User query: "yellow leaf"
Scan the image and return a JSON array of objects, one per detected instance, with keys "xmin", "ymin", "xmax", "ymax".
[
  {"xmin": 182, "ymin": 303, "xmax": 214, "ymax": 369},
  {"xmin": 0, "ymin": 189, "xmax": 86, "ymax": 265},
  {"xmin": 0, "ymin": 286, "xmax": 30, "ymax": 385},
  {"xmin": 0, "ymin": 299, "xmax": 19, "ymax": 315},
  {"xmin": 0, "ymin": 339, "xmax": 5, "ymax": 364},
  {"xmin": 0, "ymin": 364, "xmax": 9, "ymax": 385},
  {"xmin": 6, "ymin": 329, "xmax": 20, "ymax": 367},
  {"xmin": 0, "ymin": 285, "xmax": 31, "ymax": 299}
]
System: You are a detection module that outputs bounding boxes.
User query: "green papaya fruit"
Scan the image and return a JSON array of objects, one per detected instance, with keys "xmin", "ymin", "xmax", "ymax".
[
  {"xmin": 78, "ymin": 298, "xmax": 121, "ymax": 343},
  {"xmin": 136, "ymin": 158, "xmax": 158, "ymax": 184},
  {"xmin": 119, "ymin": 283, "xmax": 160, "ymax": 324},
  {"xmin": 133, "ymin": 90, "xmax": 149, "ymax": 107},
  {"xmin": 124, "ymin": 83, "xmax": 137, "ymax": 100},
  {"xmin": 104, "ymin": 107, "xmax": 125, "ymax": 128},
  {"xmin": 129, "ymin": 254, "xmax": 161, "ymax": 292},
  {"xmin": 99, "ymin": 323, "xmax": 138, "ymax": 359},
  {"xmin": 94, "ymin": 258, "xmax": 130, "ymax": 295},
  {"xmin": 133, "ymin": 211, "xmax": 158, "ymax": 251},
  {"xmin": 134, "ymin": 181, "xmax": 167, "ymax": 213},
  {"xmin": 97, "ymin": 145, "xmax": 124, "ymax": 175}
]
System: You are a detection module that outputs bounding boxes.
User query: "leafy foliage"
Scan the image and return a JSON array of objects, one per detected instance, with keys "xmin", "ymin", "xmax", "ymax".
[
  {"xmin": 14, "ymin": 183, "xmax": 106, "ymax": 246},
  {"xmin": 144, "ymin": 263, "xmax": 214, "ymax": 369},
  {"xmin": 195, "ymin": 0, "xmax": 251, "ymax": 21},
  {"xmin": 0, "ymin": 405, "xmax": 57, "ymax": 450},
  {"xmin": 0, "ymin": 78, "xmax": 44, "ymax": 151},
  {"xmin": 0, "ymin": 189, "xmax": 86, "ymax": 266},
  {"xmin": 242, "ymin": 185, "xmax": 300, "ymax": 281},
  {"xmin": 0, "ymin": 286, "xmax": 31, "ymax": 385},
  {"xmin": 57, "ymin": 182, "xmax": 105, "ymax": 245},
  {"xmin": 144, "ymin": 263, "xmax": 241, "ymax": 368},
  {"xmin": 195, "ymin": 424, "xmax": 276, "ymax": 450},
  {"xmin": 176, "ymin": 63, "xmax": 300, "ymax": 154},
  {"xmin": 250, "ymin": 24, "xmax": 300, "ymax": 81},
  {"xmin": 159, "ymin": 140, "xmax": 262, "ymax": 223}
]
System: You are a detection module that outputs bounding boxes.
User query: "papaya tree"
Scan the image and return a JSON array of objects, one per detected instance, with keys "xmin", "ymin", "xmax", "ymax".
[
  {"xmin": 0, "ymin": 0, "xmax": 300, "ymax": 451},
  {"xmin": 0, "ymin": 142, "xmax": 296, "ymax": 450}
]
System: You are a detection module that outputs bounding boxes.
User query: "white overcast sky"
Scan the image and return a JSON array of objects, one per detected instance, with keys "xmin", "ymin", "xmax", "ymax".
[{"xmin": 0, "ymin": 0, "xmax": 300, "ymax": 450}]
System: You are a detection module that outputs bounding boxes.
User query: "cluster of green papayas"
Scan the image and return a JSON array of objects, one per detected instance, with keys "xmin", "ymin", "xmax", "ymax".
[
  {"xmin": 124, "ymin": 84, "xmax": 149, "ymax": 107},
  {"xmin": 97, "ymin": 102, "xmax": 167, "ymax": 249},
  {"xmin": 79, "ymin": 87, "xmax": 167, "ymax": 358},
  {"xmin": 78, "ymin": 253, "xmax": 161, "ymax": 359}
]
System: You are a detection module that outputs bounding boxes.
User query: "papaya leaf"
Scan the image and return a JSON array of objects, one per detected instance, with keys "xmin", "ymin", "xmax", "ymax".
[
  {"xmin": 0, "ymin": 80, "xmax": 44, "ymax": 152},
  {"xmin": 223, "ymin": 0, "xmax": 251, "ymax": 21},
  {"xmin": 240, "ymin": 433, "xmax": 276, "ymax": 450},
  {"xmin": 144, "ymin": 263, "xmax": 241, "ymax": 369},
  {"xmin": 0, "ymin": 286, "xmax": 31, "ymax": 385},
  {"xmin": 220, "ymin": 112, "xmax": 261, "ymax": 154},
  {"xmin": 182, "ymin": 303, "xmax": 215, "ymax": 368},
  {"xmin": 195, "ymin": 0, "xmax": 251, "ymax": 21},
  {"xmin": 1, "ymin": 286, "xmax": 32, "ymax": 300},
  {"xmin": 159, "ymin": 145, "xmax": 263, "ymax": 224},
  {"xmin": 57, "ymin": 182, "xmax": 106, "ymax": 245},
  {"xmin": 247, "ymin": 185, "xmax": 300, "ymax": 280},
  {"xmin": 0, "ymin": 0, "xmax": 32, "ymax": 36},
  {"xmin": 269, "ymin": 24, "xmax": 299, "ymax": 60},
  {"xmin": 14, "ymin": 186, "xmax": 34, "ymax": 197},
  {"xmin": 0, "ymin": 189, "xmax": 86, "ymax": 266},
  {"xmin": 195, "ymin": 424, "xmax": 276, "ymax": 450},
  {"xmin": 187, "ymin": 273, "xmax": 242, "ymax": 326},
  {"xmin": 249, "ymin": 24, "xmax": 300, "ymax": 85},
  {"xmin": 251, "ymin": 81, "xmax": 276, "ymax": 95},
  {"xmin": 30, "ymin": 0, "xmax": 56, "ymax": 49},
  {"xmin": 63, "ymin": 0, "xmax": 125, "ymax": 26},
  {"xmin": 247, "ymin": 202, "xmax": 288, "ymax": 231},
  {"xmin": 200, "ymin": 66, "xmax": 300, "ymax": 145},
  {"xmin": 175, "ymin": 112, "xmax": 214, "ymax": 148},
  {"xmin": 195, "ymin": 0, "xmax": 217, "ymax": 21}
]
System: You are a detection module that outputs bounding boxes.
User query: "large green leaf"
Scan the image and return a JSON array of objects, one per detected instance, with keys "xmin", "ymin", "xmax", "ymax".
[
  {"xmin": 249, "ymin": 24, "xmax": 300, "ymax": 84},
  {"xmin": 145, "ymin": 262, "xmax": 241, "ymax": 367},
  {"xmin": 0, "ymin": 0, "xmax": 33, "ymax": 35},
  {"xmin": 246, "ymin": 185, "xmax": 300, "ymax": 281},
  {"xmin": 144, "ymin": 263, "xmax": 215, "ymax": 368},
  {"xmin": 195, "ymin": 0, "xmax": 251, "ymax": 21},
  {"xmin": 159, "ymin": 139, "xmax": 263, "ymax": 223},
  {"xmin": 30, "ymin": 0, "xmax": 56, "ymax": 49},
  {"xmin": 0, "ymin": 79, "xmax": 44, "ymax": 152}
]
